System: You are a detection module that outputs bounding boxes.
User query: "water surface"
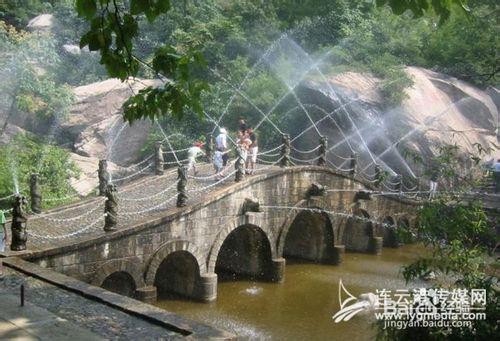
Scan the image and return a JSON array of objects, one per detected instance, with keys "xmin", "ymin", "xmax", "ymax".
[{"xmin": 155, "ymin": 244, "xmax": 427, "ymax": 340}]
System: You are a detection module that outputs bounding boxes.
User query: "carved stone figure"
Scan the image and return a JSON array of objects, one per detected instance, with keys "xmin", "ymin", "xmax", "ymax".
[
  {"xmin": 317, "ymin": 136, "xmax": 328, "ymax": 167},
  {"xmin": 241, "ymin": 198, "xmax": 261, "ymax": 214},
  {"xmin": 349, "ymin": 153, "xmax": 358, "ymax": 176},
  {"xmin": 394, "ymin": 174, "xmax": 402, "ymax": 192},
  {"xmin": 307, "ymin": 183, "xmax": 326, "ymax": 197},
  {"xmin": 235, "ymin": 146, "xmax": 245, "ymax": 182},
  {"xmin": 30, "ymin": 173, "xmax": 42, "ymax": 214},
  {"xmin": 354, "ymin": 190, "xmax": 372, "ymax": 202},
  {"xmin": 280, "ymin": 133, "xmax": 290, "ymax": 168},
  {"xmin": 374, "ymin": 164, "xmax": 382, "ymax": 187},
  {"xmin": 10, "ymin": 195, "xmax": 28, "ymax": 251},
  {"xmin": 154, "ymin": 141, "xmax": 164, "ymax": 175},
  {"xmin": 98, "ymin": 159, "xmax": 110, "ymax": 196},
  {"xmin": 176, "ymin": 165, "xmax": 188, "ymax": 207},
  {"xmin": 104, "ymin": 184, "xmax": 118, "ymax": 231}
]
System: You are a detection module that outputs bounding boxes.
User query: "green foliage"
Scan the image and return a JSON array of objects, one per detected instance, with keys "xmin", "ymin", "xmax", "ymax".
[
  {"xmin": 377, "ymin": 200, "xmax": 499, "ymax": 340},
  {"xmin": 376, "ymin": 0, "xmax": 470, "ymax": 24},
  {"xmin": 422, "ymin": 2, "xmax": 499, "ymax": 86},
  {"xmin": 76, "ymin": 0, "xmax": 208, "ymax": 122},
  {"xmin": 0, "ymin": 21, "xmax": 73, "ymax": 123},
  {"xmin": 377, "ymin": 144, "xmax": 499, "ymax": 340},
  {"xmin": 0, "ymin": 133, "xmax": 80, "ymax": 211},
  {"xmin": 0, "ymin": 0, "xmax": 50, "ymax": 28}
]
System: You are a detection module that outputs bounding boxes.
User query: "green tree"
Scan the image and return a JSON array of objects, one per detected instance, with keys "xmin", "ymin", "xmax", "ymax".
[{"xmin": 0, "ymin": 133, "xmax": 80, "ymax": 212}]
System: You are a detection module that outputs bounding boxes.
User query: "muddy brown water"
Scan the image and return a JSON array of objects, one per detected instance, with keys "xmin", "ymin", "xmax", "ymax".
[{"xmin": 155, "ymin": 244, "xmax": 427, "ymax": 340}]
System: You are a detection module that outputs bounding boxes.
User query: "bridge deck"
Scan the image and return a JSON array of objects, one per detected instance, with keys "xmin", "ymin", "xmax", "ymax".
[{"xmin": 2, "ymin": 163, "xmax": 278, "ymax": 255}]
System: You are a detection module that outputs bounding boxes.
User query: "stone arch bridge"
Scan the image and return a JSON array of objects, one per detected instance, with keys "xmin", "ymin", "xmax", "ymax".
[{"xmin": 4, "ymin": 165, "xmax": 419, "ymax": 303}]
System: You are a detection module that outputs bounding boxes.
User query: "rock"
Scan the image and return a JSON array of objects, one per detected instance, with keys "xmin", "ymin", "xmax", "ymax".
[
  {"xmin": 0, "ymin": 124, "xmax": 26, "ymax": 145},
  {"xmin": 62, "ymin": 78, "xmax": 162, "ymax": 166},
  {"xmin": 27, "ymin": 14, "xmax": 55, "ymax": 33},
  {"xmin": 421, "ymin": 271, "xmax": 436, "ymax": 281},
  {"xmin": 298, "ymin": 66, "xmax": 499, "ymax": 176},
  {"xmin": 62, "ymin": 44, "xmax": 82, "ymax": 55}
]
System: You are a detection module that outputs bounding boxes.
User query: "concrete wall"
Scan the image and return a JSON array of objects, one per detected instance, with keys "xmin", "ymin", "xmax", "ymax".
[{"xmin": 27, "ymin": 166, "xmax": 419, "ymax": 302}]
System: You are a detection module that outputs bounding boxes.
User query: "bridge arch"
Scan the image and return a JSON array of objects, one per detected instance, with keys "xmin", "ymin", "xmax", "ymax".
[
  {"xmin": 91, "ymin": 259, "xmax": 145, "ymax": 297},
  {"xmin": 207, "ymin": 222, "xmax": 277, "ymax": 282},
  {"xmin": 277, "ymin": 197, "xmax": 337, "ymax": 259},
  {"xmin": 207, "ymin": 220, "xmax": 277, "ymax": 274},
  {"xmin": 144, "ymin": 240, "xmax": 205, "ymax": 286},
  {"xmin": 144, "ymin": 240, "xmax": 208, "ymax": 301}
]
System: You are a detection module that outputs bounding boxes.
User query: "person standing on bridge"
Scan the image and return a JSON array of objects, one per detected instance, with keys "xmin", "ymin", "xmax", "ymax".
[
  {"xmin": 246, "ymin": 127, "xmax": 258, "ymax": 175},
  {"xmin": 0, "ymin": 210, "xmax": 7, "ymax": 279},
  {"xmin": 186, "ymin": 141, "xmax": 205, "ymax": 176},
  {"xmin": 492, "ymin": 158, "xmax": 500, "ymax": 193},
  {"xmin": 238, "ymin": 117, "xmax": 248, "ymax": 134},
  {"xmin": 216, "ymin": 127, "xmax": 229, "ymax": 167},
  {"xmin": 428, "ymin": 163, "xmax": 440, "ymax": 200}
]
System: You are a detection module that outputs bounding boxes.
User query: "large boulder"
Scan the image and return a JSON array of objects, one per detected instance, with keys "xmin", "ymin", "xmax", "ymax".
[
  {"xmin": 62, "ymin": 78, "xmax": 161, "ymax": 165},
  {"xmin": 296, "ymin": 66, "xmax": 499, "ymax": 176},
  {"xmin": 26, "ymin": 14, "xmax": 55, "ymax": 33}
]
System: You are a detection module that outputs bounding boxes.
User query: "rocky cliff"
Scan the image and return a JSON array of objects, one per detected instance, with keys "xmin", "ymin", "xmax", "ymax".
[{"xmin": 294, "ymin": 66, "xmax": 498, "ymax": 177}]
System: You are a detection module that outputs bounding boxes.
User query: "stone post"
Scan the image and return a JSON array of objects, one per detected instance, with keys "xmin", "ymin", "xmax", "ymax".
[
  {"xmin": 317, "ymin": 136, "xmax": 328, "ymax": 167},
  {"xmin": 98, "ymin": 159, "xmax": 110, "ymax": 196},
  {"xmin": 176, "ymin": 165, "xmax": 188, "ymax": 207},
  {"xmin": 374, "ymin": 164, "xmax": 382, "ymax": 187},
  {"xmin": 349, "ymin": 153, "xmax": 358, "ymax": 177},
  {"xmin": 10, "ymin": 195, "xmax": 28, "ymax": 251},
  {"xmin": 395, "ymin": 174, "xmax": 402, "ymax": 192},
  {"xmin": 104, "ymin": 184, "xmax": 118, "ymax": 231},
  {"xmin": 154, "ymin": 141, "xmax": 164, "ymax": 175},
  {"xmin": 235, "ymin": 146, "xmax": 245, "ymax": 182},
  {"xmin": 30, "ymin": 173, "xmax": 42, "ymax": 214},
  {"xmin": 205, "ymin": 133, "xmax": 213, "ymax": 161},
  {"xmin": 280, "ymin": 133, "xmax": 290, "ymax": 168}
]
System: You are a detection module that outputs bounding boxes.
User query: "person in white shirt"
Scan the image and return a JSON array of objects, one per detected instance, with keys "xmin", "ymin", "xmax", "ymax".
[
  {"xmin": 186, "ymin": 142, "xmax": 205, "ymax": 176},
  {"xmin": 215, "ymin": 128, "xmax": 229, "ymax": 166}
]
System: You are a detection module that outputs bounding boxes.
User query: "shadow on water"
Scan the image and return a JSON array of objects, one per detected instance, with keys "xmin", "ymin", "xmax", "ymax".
[{"xmin": 155, "ymin": 244, "xmax": 429, "ymax": 340}]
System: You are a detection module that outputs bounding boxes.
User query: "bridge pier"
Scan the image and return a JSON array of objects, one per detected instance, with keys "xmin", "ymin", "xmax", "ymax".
[
  {"xmin": 197, "ymin": 273, "xmax": 218, "ymax": 302},
  {"xmin": 268, "ymin": 258, "xmax": 285, "ymax": 282},
  {"xmin": 135, "ymin": 286, "xmax": 157, "ymax": 303},
  {"xmin": 332, "ymin": 245, "xmax": 345, "ymax": 265},
  {"xmin": 369, "ymin": 237, "xmax": 383, "ymax": 255}
]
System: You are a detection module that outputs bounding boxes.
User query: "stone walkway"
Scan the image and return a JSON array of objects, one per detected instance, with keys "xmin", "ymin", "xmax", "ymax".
[
  {"xmin": 4, "ymin": 162, "xmax": 276, "ymax": 252},
  {"xmin": 0, "ymin": 267, "xmax": 181, "ymax": 340}
]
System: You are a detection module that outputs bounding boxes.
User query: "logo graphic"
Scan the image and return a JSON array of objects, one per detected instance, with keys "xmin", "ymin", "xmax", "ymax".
[
  {"xmin": 332, "ymin": 279, "xmax": 378, "ymax": 323},
  {"xmin": 332, "ymin": 279, "xmax": 487, "ymax": 329}
]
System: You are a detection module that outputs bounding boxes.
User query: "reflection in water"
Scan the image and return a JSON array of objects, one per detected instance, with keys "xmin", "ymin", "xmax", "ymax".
[{"xmin": 155, "ymin": 244, "xmax": 427, "ymax": 340}]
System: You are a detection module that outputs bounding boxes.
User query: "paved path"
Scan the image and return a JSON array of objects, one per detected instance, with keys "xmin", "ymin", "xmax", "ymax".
[
  {"xmin": 0, "ymin": 267, "xmax": 183, "ymax": 340},
  {"xmin": 0, "ymin": 294, "xmax": 103, "ymax": 340}
]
